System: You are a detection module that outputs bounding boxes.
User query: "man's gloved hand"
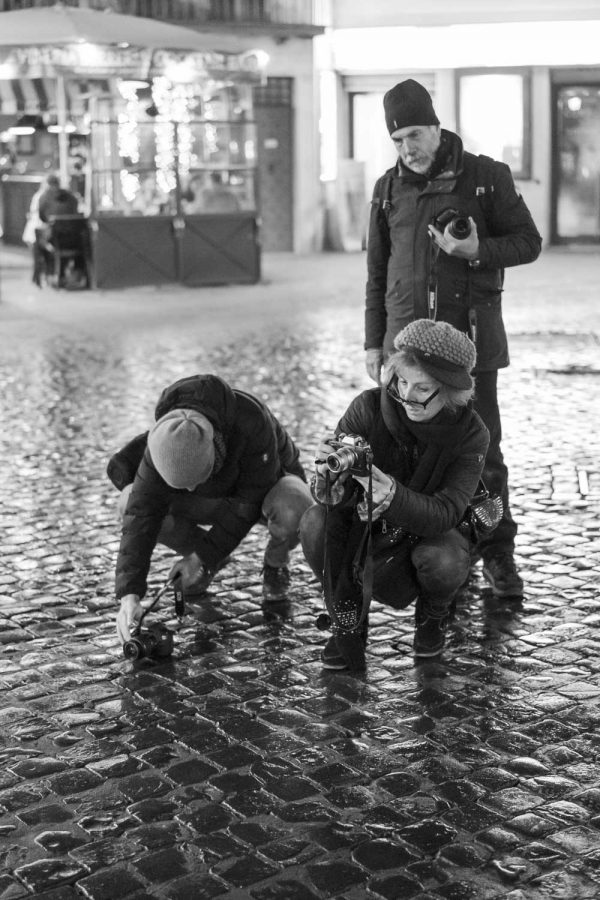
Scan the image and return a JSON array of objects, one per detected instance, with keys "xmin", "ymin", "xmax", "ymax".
[
  {"xmin": 116, "ymin": 594, "xmax": 143, "ymax": 644},
  {"xmin": 169, "ymin": 552, "xmax": 213, "ymax": 593},
  {"xmin": 365, "ymin": 348, "xmax": 384, "ymax": 385}
]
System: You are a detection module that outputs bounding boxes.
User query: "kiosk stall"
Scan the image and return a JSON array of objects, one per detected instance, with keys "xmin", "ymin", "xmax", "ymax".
[{"xmin": 0, "ymin": 6, "xmax": 265, "ymax": 288}]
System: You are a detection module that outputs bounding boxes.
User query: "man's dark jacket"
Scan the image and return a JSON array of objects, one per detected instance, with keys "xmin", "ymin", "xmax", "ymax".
[
  {"xmin": 114, "ymin": 375, "xmax": 305, "ymax": 599},
  {"xmin": 365, "ymin": 129, "xmax": 542, "ymax": 369}
]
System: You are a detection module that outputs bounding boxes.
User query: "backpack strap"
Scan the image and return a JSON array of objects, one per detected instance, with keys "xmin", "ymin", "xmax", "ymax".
[
  {"xmin": 474, "ymin": 153, "xmax": 496, "ymax": 227},
  {"xmin": 376, "ymin": 167, "xmax": 396, "ymax": 225}
]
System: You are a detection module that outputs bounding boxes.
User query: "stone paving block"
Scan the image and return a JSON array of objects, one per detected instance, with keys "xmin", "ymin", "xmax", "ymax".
[
  {"xmin": 76, "ymin": 866, "xmax": 147, "ymax": 899},
  {"xmin": 1, "ymin": 252, "xmax": 600, "ymax": 897}
]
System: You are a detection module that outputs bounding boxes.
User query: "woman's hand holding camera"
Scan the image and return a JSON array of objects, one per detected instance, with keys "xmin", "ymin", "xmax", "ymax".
[
  {"xmin": 314, "ymin": 436, "xmax": 348, "ymax": 482},
  {"xmin": 116, "ymin": 594, "xmax": 143, "ymax": 643},
  {"xmin": 353, "ymin": 465, "xmax": 395, "ymax": 506}
]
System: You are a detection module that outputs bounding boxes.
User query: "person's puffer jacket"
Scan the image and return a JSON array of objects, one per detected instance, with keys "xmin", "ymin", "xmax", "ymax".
[
  {"xmin": 315, "ymin": 387, "xmax": 490, "ymax": 538},
  {"xmin": 114, "ymin": 374, "xmax": 305, "ymax": 599}
]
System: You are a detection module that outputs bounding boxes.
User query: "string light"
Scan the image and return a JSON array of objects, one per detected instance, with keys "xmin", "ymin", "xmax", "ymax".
[
  {"xmin": 116, "ymin": 80, "xmax": 140, "ymax": 165},
  {"xmin": 151, "ymin": 76, "xmax": 176, "ymax": 194}
]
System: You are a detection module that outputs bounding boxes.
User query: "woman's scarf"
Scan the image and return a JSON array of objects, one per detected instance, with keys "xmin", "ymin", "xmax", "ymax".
[{"xmin": 379, "ymin": 387, "xmax": 472, "ymax": 496}]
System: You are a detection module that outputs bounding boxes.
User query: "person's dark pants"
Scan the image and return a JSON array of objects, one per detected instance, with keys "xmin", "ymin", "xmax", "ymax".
[
  {"xmin": 299, "ymin": 504, "xmax": 471, "ymax": 615},
  {"xmin": 472, "ymin": 369, "xmax": 517, "ymax": 560},
  {"xmin": 118, "ymin": 475, "xmax": 312, "ymax": 568}
]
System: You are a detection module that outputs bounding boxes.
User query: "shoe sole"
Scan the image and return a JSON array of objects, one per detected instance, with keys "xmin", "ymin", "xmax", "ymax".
[
  {"xmin": 482, "ymin": 567, "xmax": 523, "ymax": 599},
  {"xmin": 321, "ymin": 659, "xmax": 348, "ymax": 671}
]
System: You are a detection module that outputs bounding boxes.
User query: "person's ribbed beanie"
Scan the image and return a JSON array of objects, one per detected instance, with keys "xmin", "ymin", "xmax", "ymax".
[
  {"xmin": 148, "ymin": 408, "xmax": 215, "ymax": 489},
  {"xmin": 383, "ymin": 79, "xmax": 439, "ymax": 135},
  {"xmin": 393, "ymin": 319, "xmax": 476, "ymax": 389}
]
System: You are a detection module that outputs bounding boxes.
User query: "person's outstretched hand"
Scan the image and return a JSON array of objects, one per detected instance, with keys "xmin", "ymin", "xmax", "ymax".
[
  {"xmin": 116, "ymin": 594, "xmax": 143, "ymax": 644},
  {"xmin": 365, "ymin": 348, "xmax": 384, "ymax": 385},
  {"xmin": 168, "ymin": 552, "xmax": 206, "ymax": 588}
]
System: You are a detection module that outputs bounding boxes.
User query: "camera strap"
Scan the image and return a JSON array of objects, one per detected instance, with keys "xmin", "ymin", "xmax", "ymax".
[
  {"xmin": 427, "ymin": 239, "xmax": 441, "ymax": 320},
  {"xmin": 134, "ymin": 578, "xmax": 182, "ymax": 634},
  {"xmin": 321, "ymin": 469, "xmax": 374, "ymax": 636}
]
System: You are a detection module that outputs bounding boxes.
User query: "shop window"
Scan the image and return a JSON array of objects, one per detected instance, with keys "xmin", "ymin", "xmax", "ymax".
[
  {"xmin": 456, "ymin": 69, "xmax": 531, "ymax": 180},
  {"xmin": 89, "ymin": 82, "xmax": 257, "ymax": 217}
]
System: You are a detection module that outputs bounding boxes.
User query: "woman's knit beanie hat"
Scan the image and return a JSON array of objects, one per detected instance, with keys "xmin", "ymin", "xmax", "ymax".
[
  {"xmin": 393, "ymin": 319, "xmax": 476, "ymax": 390},
  {"xmin": 148, "ymin": 408, "xmax": 215, "ymax": 489},
  {"xmin": 383, "ymin": 79, "xmax": 440, "ymax": 136}
]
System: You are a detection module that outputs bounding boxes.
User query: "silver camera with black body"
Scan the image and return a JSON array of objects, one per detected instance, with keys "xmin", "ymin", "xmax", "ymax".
[{"xmin": 325, "ymin": 433, "xmax": 374, "ymax": 477}]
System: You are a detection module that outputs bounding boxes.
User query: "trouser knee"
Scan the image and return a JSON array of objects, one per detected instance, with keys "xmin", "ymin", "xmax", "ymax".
[
  {"xmin": 412, "ymin": 532, "xmax": 470, "ymax": 600},
  {"xmin": 299, "ymin": 504, "xmax": 326, "ymax": 581}
]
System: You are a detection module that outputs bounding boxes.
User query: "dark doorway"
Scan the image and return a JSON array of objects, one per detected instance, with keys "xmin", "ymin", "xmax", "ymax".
[
  {"xmin": 552, "ymin": 80, "xmax": 600, "ymax": 243},
  {"xmin": 253, "ymin": 77, "xmax": 293, "ymax": 251}
]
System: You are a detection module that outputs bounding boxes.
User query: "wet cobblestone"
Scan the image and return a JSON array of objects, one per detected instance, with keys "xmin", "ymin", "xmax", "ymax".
[{"xmin": 0, "ymin": 249, "xmax": 599, "ymax": 897}]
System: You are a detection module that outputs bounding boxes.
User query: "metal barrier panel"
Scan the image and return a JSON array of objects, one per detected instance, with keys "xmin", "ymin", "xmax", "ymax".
[
  {"xmin": 179, "ymin": 213, "xmax": 260, "ymax": 286},
  {"xmin": 93, "ymin": 216, "xmax": 177, "ymax": 289}
]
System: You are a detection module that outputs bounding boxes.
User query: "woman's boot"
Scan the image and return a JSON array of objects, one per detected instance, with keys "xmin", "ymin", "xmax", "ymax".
[
  {"xmin": 413, "ymin": 595, "xmax": 453, "ymax": 657},
  {"xmin": 321, "ymin": 617, "xmax": 368, "ymax": 671}
]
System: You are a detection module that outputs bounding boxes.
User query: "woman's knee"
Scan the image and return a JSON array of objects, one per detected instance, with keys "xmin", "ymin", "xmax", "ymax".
[{"xmin": 412, "ymin": 534, "xmax": 470, "ymax": 593}]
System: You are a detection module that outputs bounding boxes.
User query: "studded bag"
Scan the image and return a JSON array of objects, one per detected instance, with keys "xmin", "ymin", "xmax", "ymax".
[{"xmin": 459, "ymin": 479, "xmax": 503, "ymax": 542}]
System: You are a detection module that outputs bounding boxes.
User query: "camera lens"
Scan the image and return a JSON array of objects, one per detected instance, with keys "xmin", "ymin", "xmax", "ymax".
[
  {"xmin": 122, "ymin": 638, "xmax": 145, "ymax": 660},
  {"xmin": 449, "ymin": 216, "xmax": 471, "ymax": 240},
  {"xmin": 326, "ymin": 447, "xmax": 356, "ymax": 473}
]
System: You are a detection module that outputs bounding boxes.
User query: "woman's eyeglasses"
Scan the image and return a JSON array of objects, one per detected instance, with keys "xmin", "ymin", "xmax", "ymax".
[{"xmin": 386, "ymin": 374, "xmax": 440, "ymax": 410}]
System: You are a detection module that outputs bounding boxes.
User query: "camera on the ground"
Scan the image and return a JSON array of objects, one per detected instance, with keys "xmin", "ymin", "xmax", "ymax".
[
  {"xmin": 122, "ymin": 622, "xmax": 174, "ymax": 661},
  {"xmin": 326, "ymin": 434, "xmax": 374, "ymax": 477},
  {"xmin": 433, "ymin": 207, "xmax": 472, "ymax": 240}
]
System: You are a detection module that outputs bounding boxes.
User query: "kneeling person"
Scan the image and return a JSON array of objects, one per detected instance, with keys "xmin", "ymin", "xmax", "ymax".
[
  {"xmin": 111, "ymin": 374, "xmax": 313, "ymax": 642},
  {"xmin": 300, "ymin": 320, "xmax": 490, "ymax": 669}
]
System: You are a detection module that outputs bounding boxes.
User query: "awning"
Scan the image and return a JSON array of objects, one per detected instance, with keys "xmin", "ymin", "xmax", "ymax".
[{"xmin": 0, "ymin": 76, "xmax": 112, "ymax": 116}]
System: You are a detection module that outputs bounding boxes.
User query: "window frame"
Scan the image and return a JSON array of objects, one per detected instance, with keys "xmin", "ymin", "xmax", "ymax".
[{"xmin": 455, "ymin": 67, "xmax": 532, "ymax": 180}]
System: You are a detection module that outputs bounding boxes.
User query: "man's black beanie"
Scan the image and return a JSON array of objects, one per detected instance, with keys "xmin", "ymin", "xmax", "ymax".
[{"xmin": 383, "ymin": 79, "xmax": 440, "ymax": 135}]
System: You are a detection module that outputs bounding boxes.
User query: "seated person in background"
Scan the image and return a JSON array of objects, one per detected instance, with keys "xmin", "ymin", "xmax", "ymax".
[
  {"xmin": 29, "ymin": 174, "xmax": 80, "ymax": 286},
  {"xmin": 129, "ymin": 173, "xmax": 172, "ymax": 215},
  {"xmin": 182, "ymin": 172, "xmax": 240, "ymax": 214},
  {"xmin": 111, "ymin": 374, "xmax": 313, "ymax": 645},
  {"xmin": 38, "ymin": 177, "xmax": 79, "ymax": 222},
  {"xmin": 300, "ymin": 319, "xmax": 490, "ymax": 671}
]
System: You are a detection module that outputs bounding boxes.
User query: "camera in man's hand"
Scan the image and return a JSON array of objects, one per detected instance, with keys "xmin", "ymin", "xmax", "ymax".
[
  {"xmin": 433, "ymin": 207, "xmax": 472, "ymax": 240},
  {"xmin": 122, "ymin": 622, "xmax": 174, "ymax": 661},
  {"xmin": 326, "ymin": 434, "xmax": 374, "ymax": 477}
]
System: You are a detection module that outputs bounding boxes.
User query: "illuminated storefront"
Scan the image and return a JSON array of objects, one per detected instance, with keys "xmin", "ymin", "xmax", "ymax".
[
  {"xmin": 0, "ymin": 21, "xmax": 267, "ymax": 287},
  {"xmin": 319, "ymin": 10, "xmax": 600, "ymax": 246}
]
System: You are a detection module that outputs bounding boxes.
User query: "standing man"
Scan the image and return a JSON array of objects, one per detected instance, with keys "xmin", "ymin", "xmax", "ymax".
[{"xmin": 365, "ymin": 79, "xmax": 542, "ymax": 599}]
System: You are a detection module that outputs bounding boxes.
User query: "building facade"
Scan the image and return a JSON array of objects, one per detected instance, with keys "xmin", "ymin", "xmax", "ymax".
[{"xmin": 320, "ymin": 0, "xmax": 600, "ymax": 248}]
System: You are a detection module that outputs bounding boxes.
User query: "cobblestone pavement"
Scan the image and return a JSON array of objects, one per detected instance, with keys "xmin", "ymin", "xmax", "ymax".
[{"xmin": 0, "ymin": 248, "xmax": 599, "ymax": 899}]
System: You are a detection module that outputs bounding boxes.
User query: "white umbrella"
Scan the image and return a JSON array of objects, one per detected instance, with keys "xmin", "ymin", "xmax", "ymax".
[{"xmin": 0, "ymin": 5, "xmax": 213, "ymax": 50}]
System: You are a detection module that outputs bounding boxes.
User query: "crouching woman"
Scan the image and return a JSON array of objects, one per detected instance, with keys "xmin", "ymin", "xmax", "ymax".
[{"xmin": 300, "ymin": 319, "xmax": 490, "ymax": 671}]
